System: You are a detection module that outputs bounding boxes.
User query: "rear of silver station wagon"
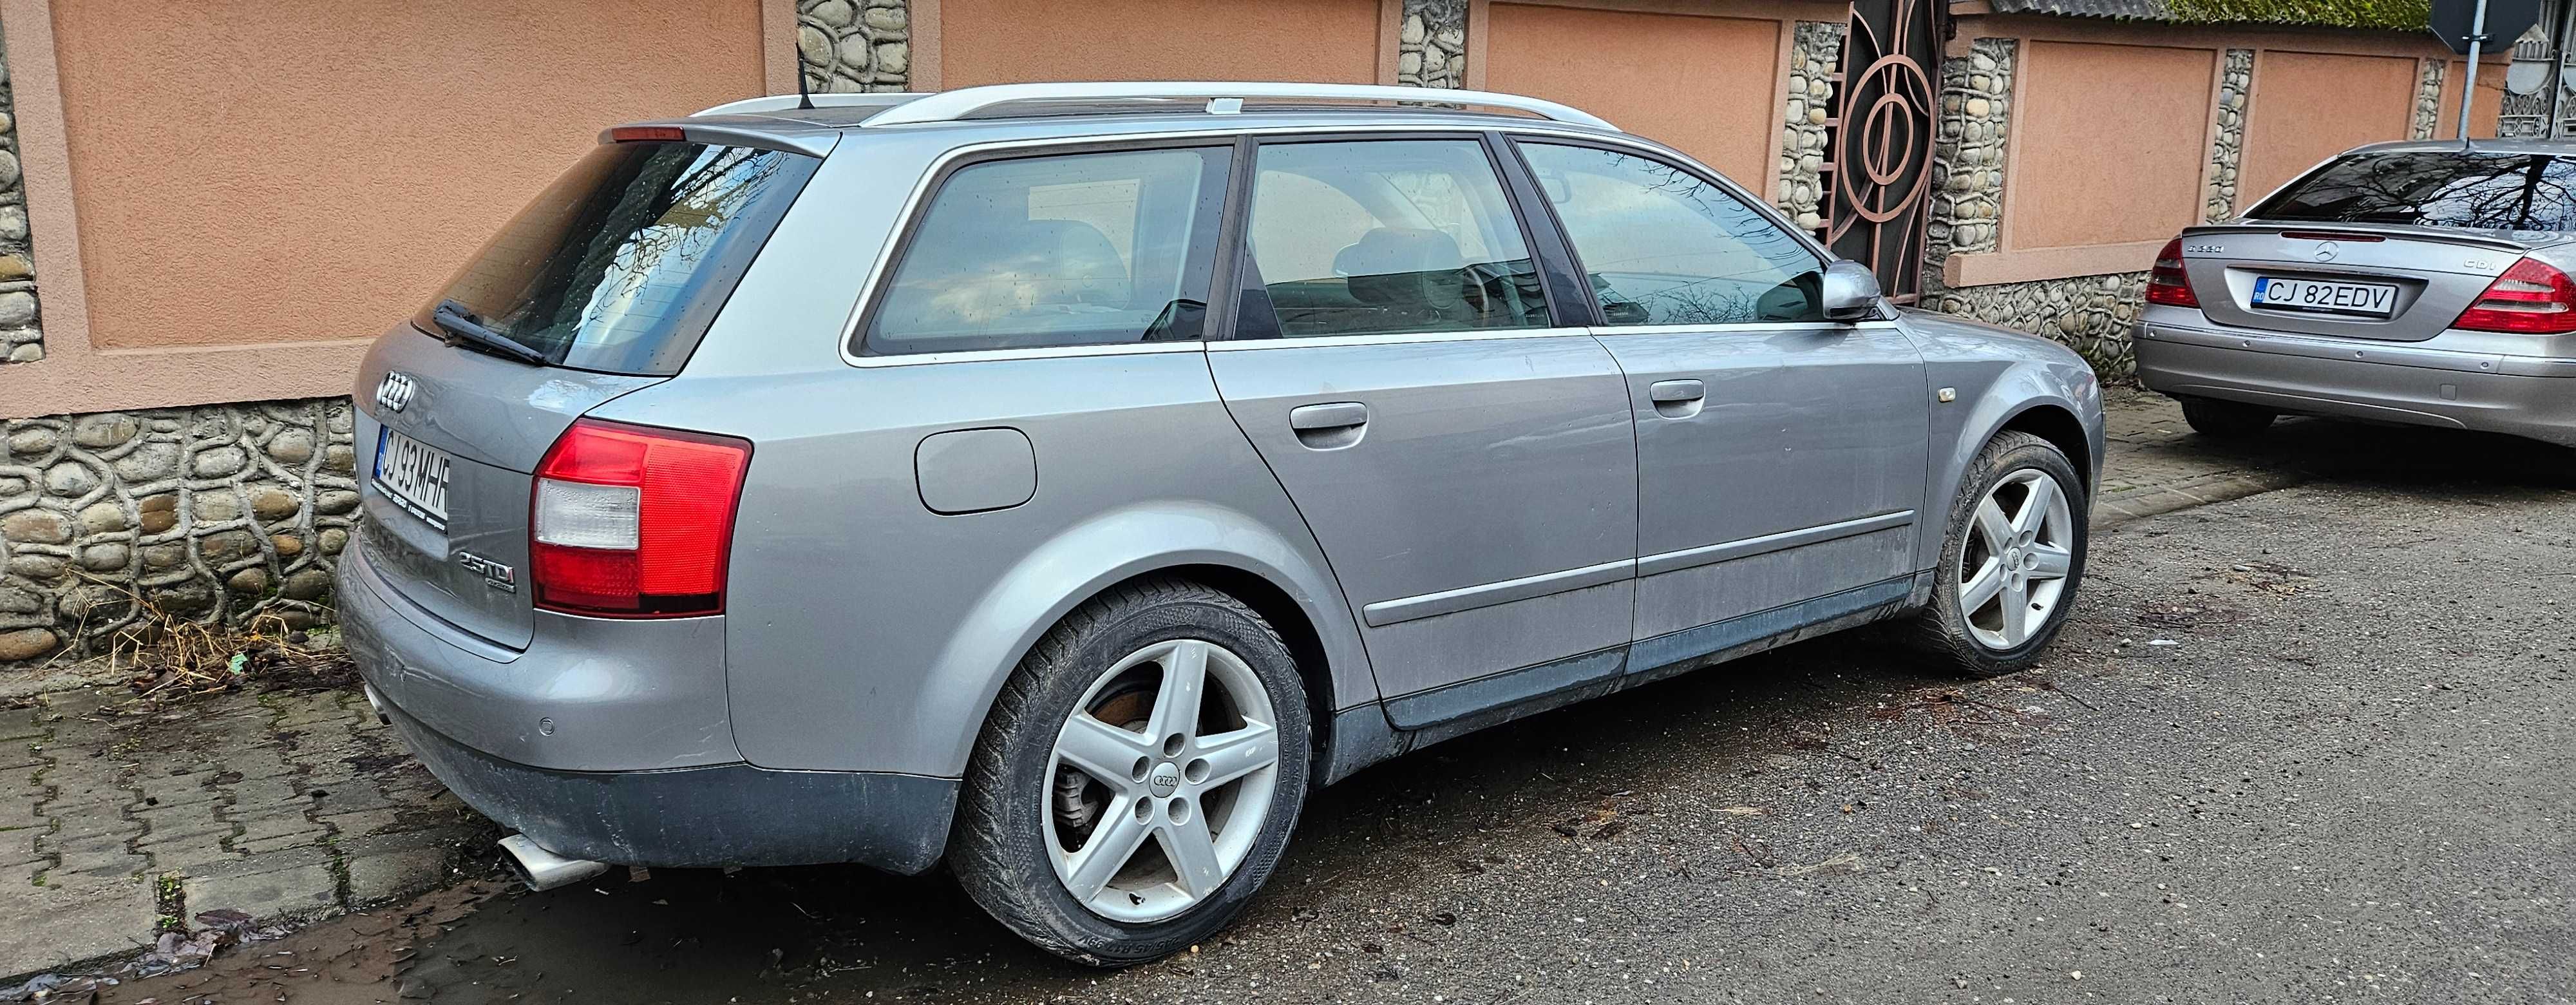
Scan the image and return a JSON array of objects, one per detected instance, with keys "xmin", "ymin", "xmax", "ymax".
[
  {"xmin": 338, "ymin": 120, "xmax": 970, "ymax": 872},
  {"xmin": 2136, "ymin": 140, "xmax": 2576, "ymax": 445},
  {"xmin": 340, "ymin": 84, "xmax": 2105, "ymax": 964}
]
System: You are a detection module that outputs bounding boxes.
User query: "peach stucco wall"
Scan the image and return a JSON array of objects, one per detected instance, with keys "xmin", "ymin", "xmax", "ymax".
[
  {"xmin": 2240, "ymin": 50, "xmax": 2420, "ymax": 203},
  {"xmin": 47, "ymin": 0, "xmax": 770, "ymax": 352},
  {"xmin": 2437, "ymin": 58, "xmax": 2508, "ymax": 139},
  {"xmin": 1481, "ymin": 3, "xmax": 1781, "ymax": 186},
  {"xmin": 939, "ymin": 0, "xmax": 1382, "ymax": 88},
  {"xmin": 2009, "ymin": 41, "xmax": 2213, "ymax": 251}
]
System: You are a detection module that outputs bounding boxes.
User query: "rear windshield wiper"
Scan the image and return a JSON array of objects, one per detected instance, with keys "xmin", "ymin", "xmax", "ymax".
[{"xmin": 431, "ymin": 300, "xmax": 549, "ymax": 367}]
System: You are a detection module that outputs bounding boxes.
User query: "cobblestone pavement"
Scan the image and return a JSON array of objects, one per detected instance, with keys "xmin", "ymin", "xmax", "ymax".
[
  {"xmin": 2091, "ymin": 388, "xmax": 2309, "ymax": 528},
  {"xmin": 0, "ymin": 684, "xmax": 488, "ymax": 981},
  {"xmin": 0, "ymin": 388, "xmax": 2386, "ymax": 983}
]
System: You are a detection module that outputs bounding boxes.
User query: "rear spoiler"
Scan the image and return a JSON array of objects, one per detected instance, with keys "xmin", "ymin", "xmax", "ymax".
[{"xmin": 2186, "ymin": 221, "xmax": 2539, "ymax": 254}]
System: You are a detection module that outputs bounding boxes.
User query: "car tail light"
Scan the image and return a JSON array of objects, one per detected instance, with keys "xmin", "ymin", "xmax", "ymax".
[
  {"xmin": 530, "ymin": 419, "xmax": 751, "ymax": 617},
  {"xmin": 2452, "ymin": 257, "xmax": 2576, "ymax": 334},
  {"xmin": 2146, "ymin": 238, "xmax": 2199, "ymax": 308}
]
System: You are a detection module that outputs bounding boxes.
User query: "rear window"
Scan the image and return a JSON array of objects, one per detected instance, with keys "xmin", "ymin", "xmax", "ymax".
[
  {"xmin": 862, "ymin": 146, "xmax": 1233, "ymax": 356},
  {"xmin": 2252, "ymin": 151, "xmax": 2576, "ymax": 232},
  {"xmin": 419, "ymin": 140, "xmax": 820, "ymax": 375}
]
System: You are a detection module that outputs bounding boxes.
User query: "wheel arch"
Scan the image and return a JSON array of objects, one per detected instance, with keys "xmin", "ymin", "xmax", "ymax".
[
  {"xmin": 1999, "ymin": 402, "xmax": 2095, "ymax": 495},
  {"xmin": 1915, "ymin": 356, "xmax": 2105, "ymax": 575},
  {"xmin": 905, "ymin": 501, "xmax": 1372, "ymax": 783}
]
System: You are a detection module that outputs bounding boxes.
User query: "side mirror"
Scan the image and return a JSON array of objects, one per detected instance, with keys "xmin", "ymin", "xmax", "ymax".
[{"xmin": 1819, "ymin": 260, "xmax": 1882, "ymax": 321}]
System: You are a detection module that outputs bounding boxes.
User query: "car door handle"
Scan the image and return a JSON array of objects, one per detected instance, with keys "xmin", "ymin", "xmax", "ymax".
[
  {"xmin": 1288, "ymin": 401, "xmax": 1368, "ymax": 449},
  {"xmin": 1648, "ymin": 380, "xmax": 1704, "ymax": 403},
  {"xmin": 1289, "ymin": 401, "xmax": 1368, "ymax": 430},
  {"xmin": 1648, "ymin": 379, "xmax": 1705, "ymax": 418}
]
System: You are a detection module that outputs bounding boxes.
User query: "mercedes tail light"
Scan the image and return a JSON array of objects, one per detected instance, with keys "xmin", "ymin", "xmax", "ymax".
[
  {"xmin": 2452, "ymin": 257, "xmax": 2576, "ymax": 334},
  {"xmin": 530, "ymin": 419, "xmax": 751, "ymax": 617},
  {"xmin": 2146, "ymin": 238, "xmax": 2199, "ymax": 308}
]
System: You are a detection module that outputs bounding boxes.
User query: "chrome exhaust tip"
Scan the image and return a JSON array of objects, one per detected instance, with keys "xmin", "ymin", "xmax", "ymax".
[
  {"xmin": 497, "ymin": 834, "xmax": 611, "ymax": 892},
  {"xmin": 361, "ymin": 685, "xmax": 390, "ymax": 725}
]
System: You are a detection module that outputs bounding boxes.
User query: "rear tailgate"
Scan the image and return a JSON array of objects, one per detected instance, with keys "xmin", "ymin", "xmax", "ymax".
[
  {"xmin": 2180, "ymin": 223, "xmax": 2525, "ymax": 342},
  {"xmin": 354, "ymin": 328, "xmax": 660, "ymax": 649},
  {"xmin": 348, "ymin": 133, "xmax": 822, "ymax": 650}
]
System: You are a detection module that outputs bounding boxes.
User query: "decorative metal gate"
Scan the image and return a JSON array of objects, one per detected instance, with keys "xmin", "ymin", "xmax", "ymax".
[{"xmin": 1823, "ymin": 0, "xmax": 1943, "ymax": 304}]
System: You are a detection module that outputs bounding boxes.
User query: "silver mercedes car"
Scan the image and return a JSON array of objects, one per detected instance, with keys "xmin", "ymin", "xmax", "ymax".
[
  {"xmin": 335, "ymin": 82, "xmax": 2103, "ymax": 964},
  {"xmin": 2139, "ymin": 139, "xmax": 2576, "ymax": 445}
]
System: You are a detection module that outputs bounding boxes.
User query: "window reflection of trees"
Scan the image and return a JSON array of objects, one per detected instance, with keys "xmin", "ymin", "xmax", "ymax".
[
  {"xmin": 524, "ymin": 146, "xmax": 786, "ymax": 347},
  {"xmin": 2264, "ymin": 153, "xmax": 2576, "ymax": 231},
  {"xmin": 1549, "ymin": 148, "xmax": 1816, "ymax": 325}
]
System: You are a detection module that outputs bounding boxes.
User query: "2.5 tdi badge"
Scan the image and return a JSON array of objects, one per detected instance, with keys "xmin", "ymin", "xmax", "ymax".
[{"xmin": 455, "ymin": 550, "xmax": 516, "ymax": 593}]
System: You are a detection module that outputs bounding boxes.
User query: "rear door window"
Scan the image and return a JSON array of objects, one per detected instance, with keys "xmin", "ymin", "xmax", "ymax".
[
  {"xmin": 1237, "ymin": 139, "xmax": 1551, "ymax": 339},
  {"xmin": 862, "ymin": 146, "xmax": 1232, "ymax": 356},
  {"xmin": 424, "ymin": 140, "xmax": 820, "ymax": 376},
  {"xmin": 2252, "ymin": 151, "xmax": 2576, "ymax": 231},
  {"xmin": 1517, "ymin": 142, "xmax": 1824, "ymax": 325}
]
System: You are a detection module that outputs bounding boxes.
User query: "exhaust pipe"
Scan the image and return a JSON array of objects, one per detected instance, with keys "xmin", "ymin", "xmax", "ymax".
[{"xmin": 497, "ymin": 834, "xmax": 611, "ymax": 891}]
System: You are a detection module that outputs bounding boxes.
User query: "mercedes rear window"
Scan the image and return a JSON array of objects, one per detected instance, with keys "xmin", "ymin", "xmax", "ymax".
[
  {"xmin": 418, "ymin": 140, "xmax": 821, "ymax": 375},
  {"xmin": 2251, "ymin": 151, "xmax": 2576, "ymax": 232}
]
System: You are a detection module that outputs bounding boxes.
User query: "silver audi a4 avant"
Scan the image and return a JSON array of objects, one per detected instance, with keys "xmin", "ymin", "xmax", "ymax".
[
  {"xmin": 2139, "ymin": 139, "xmax": 2576, "ymax": 445},
  {"xmin": 339, "ymin": 82, "xmax": 2105, "ymax": 963}
]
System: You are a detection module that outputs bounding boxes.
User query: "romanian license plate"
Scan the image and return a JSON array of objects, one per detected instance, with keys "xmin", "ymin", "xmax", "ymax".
[
  {"xmin": 374, "ymin": 428, "xmax": 452, "ymax": 528},
  {"xmin": 2251, "ymin": 276, "xmax": 2398, "ymax": 318}
]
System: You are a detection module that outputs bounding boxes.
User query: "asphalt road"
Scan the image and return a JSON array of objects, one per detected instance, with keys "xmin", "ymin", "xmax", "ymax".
[{"xmin": 99, "ymin": 419, "xmax": 2576, "ymax": 1005}]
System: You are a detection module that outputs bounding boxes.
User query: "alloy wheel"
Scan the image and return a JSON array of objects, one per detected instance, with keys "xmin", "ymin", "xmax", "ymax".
[
  {"xmin": 1046, "ymin": 638, "xmax": 1282, "ymax": 923},
  {"xmin": 1956, "ymin": 468, "xmax": 2076, "ymax": 651}
]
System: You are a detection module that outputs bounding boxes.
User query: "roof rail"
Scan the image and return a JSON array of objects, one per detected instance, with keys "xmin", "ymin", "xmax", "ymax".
[
  {"xmin": 694, "ymin": 93, "xmax": 927, "ymax": 117},
  {"xmin": 857, "ymin": 82, "xmax": 1617, "ymax": 129}
]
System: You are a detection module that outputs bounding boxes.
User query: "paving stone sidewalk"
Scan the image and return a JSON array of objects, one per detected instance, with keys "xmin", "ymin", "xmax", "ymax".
[
  {"xmin": 0, "ymin": 684, "xmax": 488, "ymax": 982},
  {"xmin": 2090, "ymin": 388, "xmax": 2308, "ymax": 528},
  {"xmin": 0, "ymin": 388, "xmax": 2289, "ymax": 984}
]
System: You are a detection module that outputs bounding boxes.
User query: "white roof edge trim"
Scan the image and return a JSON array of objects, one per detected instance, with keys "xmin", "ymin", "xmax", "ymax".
[
  {"xmin": 852, "ymin": 82, "xmax": 1616, "ymax": 130},
  {"xmin": 693, "ymin": 93, "xmax": 929, "ymax": 117}
]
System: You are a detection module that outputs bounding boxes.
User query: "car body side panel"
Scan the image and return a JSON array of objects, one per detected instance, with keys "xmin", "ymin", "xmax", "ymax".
[
  {"xmin": 591, "ymin": 132, "xmax": 1365, "ymax": 777},
  {"xmin": 591, "ymin": 358, "xmax": 1370, "ymax": 778},
  {"xmin": 1899, "ymin": 310, "xmax": 2107, "ymax": 565},
  {"xmin": 1206, "ymin": 334, "xmax": 1640, "ymax": 699}
]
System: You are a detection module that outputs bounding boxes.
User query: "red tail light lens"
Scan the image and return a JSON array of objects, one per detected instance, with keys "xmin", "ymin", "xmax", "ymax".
[
  {"xmin": 2453, "ymin": 257, "xmax": 2576, "ymax": 334},
  {"xmin": 2146, "ymin": 238, "xmax": 2199, "ymax": 308},
  {"xmin": 531, "ymin": 419, "xmax": 751, "ymax": 617}
]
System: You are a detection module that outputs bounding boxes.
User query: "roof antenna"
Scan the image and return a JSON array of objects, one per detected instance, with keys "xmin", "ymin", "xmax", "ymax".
[{"xmin": 796, "ymin": 62, "xmax": 816, "ymax": 111}]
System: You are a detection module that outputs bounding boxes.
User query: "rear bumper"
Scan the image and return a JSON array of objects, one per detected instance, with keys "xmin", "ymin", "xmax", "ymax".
[
  {"xmin": 2134, "ymin": 319, "xmax": 2576, "ymax": 447},
  {"xmin": 337, "ymin": 536, "xmax": 958, "ymax": 872},
  {"xmin": 374, "ymin": 694, "xmax": 956, "ymax": 872}
]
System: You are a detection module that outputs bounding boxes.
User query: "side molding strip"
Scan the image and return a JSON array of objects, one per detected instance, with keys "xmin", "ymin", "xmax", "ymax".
[
  {"xmin": 1361, "ymin": 557, "xmax": 1637, "ymax": 627},
  {"xmin": 1635, "ymin": 511, "xmax": 1916, "ymax": 578},
  {"xmin": 1628, "ymin": 575, "xmax": 1916, "ymax": 674},
  {"xmin": 1330, "ymin": 574, "xmax": 1925, "ymax": 780},
  {"xmin": 1382, "ymin": 647, "xmax": 1627, "ymax": 731}
]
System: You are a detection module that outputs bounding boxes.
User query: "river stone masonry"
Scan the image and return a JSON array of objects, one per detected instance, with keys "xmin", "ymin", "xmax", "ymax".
[
  {"xmin": 1920, "ymin": 38, "xmax": 2143, "ymax": 378},
  {"xmin": 1777, "ymin": 22, "xmax": 1844, "ymax": 233},
  {"xmin": 0, "ymin": 18, "xmax": 43, "ymax": 366},
  {"xmin": 2204, "ymin": 50, "xmax": 2251, "ymax": 224},
  {"xmin": 0, "ymin": 401, "xmax": 357, "ymax": 664},
  {"xmin": 1399, "ymin": 0, "xmax": 1467, "ymax": 90},
  {"xmin": 797, "ymin": 0, "xmax": 913, "ymax": 93},
  {"xmin": 2412, "ymin": 59, "xmax": 2444, "ymax": 140}
]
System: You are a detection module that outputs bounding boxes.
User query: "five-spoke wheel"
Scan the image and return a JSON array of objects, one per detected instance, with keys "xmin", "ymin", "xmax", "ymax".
[
  {"xmin": 1912, "ymin": 430, "xmax": 2088, "ymax": 676},
  {"xmin": 1047, "ymin": 638, "xmax": 1282, "ymax": 923},
  {"xmin": 1956, "ymin": 468, "xmax": 2076, "ymax": 651},
  {"xmin": 951, "ymin": 579, "xmax": 1311, "ymax": 965}
]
